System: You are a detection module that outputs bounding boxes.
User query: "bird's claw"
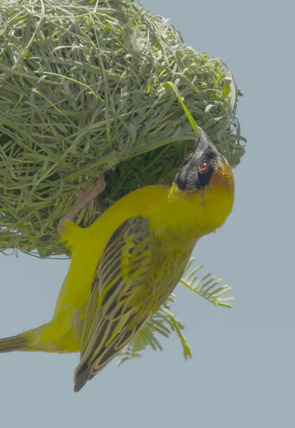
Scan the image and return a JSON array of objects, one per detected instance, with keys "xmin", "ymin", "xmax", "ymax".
[{"xmin": 57, "ymin": 174, "xmax": 106, "ymax": 233}]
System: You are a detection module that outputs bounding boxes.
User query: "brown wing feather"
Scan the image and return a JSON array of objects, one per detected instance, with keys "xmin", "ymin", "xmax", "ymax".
[{"xmin": 74, "ymin": 216, "xmax": 152, "ymax": 392}]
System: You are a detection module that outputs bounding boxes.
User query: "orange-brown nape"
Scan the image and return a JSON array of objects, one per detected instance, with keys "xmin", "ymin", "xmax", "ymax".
[{"xmin": 210, "ymin": 153, "xmax": 234, "ymax": 193}]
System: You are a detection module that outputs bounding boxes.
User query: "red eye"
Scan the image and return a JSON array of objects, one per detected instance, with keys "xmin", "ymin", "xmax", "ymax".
[{"xmin": 199, "ymin": 162, "xmax": 209, "ymax": 174}]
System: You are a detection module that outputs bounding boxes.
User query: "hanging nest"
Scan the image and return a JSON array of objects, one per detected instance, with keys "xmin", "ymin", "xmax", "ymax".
[{"xmin": 0, "ymin": 0, "xmax": 245, "ymax": 257}]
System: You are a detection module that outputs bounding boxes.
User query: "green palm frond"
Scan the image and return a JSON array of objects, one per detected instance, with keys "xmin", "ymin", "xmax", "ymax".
[
  {"xmin": 118, "ymin": 261, "xmax": 233, "ymax": 365},
  {"xmin": 181, "ymin": 258, "xmax": 234, "ymax": 309}
]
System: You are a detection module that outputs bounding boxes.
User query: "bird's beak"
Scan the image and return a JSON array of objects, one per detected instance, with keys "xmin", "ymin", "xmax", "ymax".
[{"xmin": 193, "ymin": 128, "xmax": 218, "ymax": 157}]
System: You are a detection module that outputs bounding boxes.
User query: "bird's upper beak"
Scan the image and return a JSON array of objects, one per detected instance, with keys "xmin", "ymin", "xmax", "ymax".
[{"xmin": 193, "ymin": 128, "xmax": 218, "ymax": 157}]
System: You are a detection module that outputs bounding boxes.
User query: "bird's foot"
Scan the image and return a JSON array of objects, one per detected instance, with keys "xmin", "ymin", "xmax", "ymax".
[{"xmin": 57, "ymin": 174, "xmax": 106, "ymax": 232}]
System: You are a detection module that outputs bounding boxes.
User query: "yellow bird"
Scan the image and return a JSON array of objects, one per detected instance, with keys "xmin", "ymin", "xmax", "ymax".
[{"xmin": 0, "ymin": 129, "xmax": 234, "ymax": 392}]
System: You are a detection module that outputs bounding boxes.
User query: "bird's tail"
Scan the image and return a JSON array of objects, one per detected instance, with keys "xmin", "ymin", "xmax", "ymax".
[
  {"xmin": 0, "ymin": 333, "xmax": 30, "ymax": 353},
  {"xmin": 0, "ymin": 324, "xmax": 78, "ymax": 353},
  {"xmin": 0, "ymin": 325, "xmax": 48, "ymax": 353}
]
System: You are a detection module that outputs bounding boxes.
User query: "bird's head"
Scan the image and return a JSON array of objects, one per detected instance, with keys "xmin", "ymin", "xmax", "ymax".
[
  {"xmin": 172, "ymin": 128, "xmax": 234, "ymax": 234},
  {"xmin": 174, "ymin": 128, "xmax": 234, "ymax": 195}
]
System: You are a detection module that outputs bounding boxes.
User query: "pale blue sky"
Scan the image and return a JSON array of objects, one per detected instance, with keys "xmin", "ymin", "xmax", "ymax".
[{"xmin": 1, "ymin": 1, "xmax": 294, "ymax": 427}]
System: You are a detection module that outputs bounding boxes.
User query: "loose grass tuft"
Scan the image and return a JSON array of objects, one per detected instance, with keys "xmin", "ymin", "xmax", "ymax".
[{"xmin": 0, "ymin": 0, "xmax": 245, "ymax": 256}]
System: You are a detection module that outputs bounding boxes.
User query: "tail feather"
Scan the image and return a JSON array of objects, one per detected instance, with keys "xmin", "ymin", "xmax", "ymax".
[
  {"xmin": 74, "ymin": 364, "xmax": 92, "ymax": 392},
  {"xmin": 0, "ymin": 334, "xmax": 29, "ymax": 353}
]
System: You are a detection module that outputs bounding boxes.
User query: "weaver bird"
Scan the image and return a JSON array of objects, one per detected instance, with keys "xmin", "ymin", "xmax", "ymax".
[{"xmin": 0, "ymin": 129, "xmax": 234, "ymax": 392}]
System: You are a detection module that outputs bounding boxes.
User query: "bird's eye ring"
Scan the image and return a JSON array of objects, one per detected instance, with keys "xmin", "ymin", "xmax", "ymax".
[{"xmin": 199, "ymin": 162, "xmax": 209, "ymax": 174}]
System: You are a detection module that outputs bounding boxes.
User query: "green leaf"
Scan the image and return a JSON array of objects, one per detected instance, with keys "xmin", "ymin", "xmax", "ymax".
[
  {"xmin": 164, "ymin": 81, "xmax": 199, "ymax": 135},
  {"xmin": 181, "ymin": 259, "xmax": 234, "ymax": 308}
]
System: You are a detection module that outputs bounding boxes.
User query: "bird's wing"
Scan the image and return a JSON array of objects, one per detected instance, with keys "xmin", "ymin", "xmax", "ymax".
[{"xmin": 74, "ymin": 216, "xmax": 152, "ymax": 391}]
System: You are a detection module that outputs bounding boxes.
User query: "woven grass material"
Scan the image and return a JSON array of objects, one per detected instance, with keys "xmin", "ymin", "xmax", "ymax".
[{"xmin": 0, "ymin": 0, "xmax": 244, "ymax": 257}]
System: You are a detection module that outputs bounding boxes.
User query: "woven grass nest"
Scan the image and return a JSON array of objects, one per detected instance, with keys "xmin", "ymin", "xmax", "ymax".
[{"xmin": 0, "ymin": 0, "xmax": 245, "ymax": 257}]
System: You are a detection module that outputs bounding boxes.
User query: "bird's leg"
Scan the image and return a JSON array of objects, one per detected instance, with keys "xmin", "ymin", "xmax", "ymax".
[{"xmin": 57, "ymin": 174, "xmax": 106, "ymax": 232}]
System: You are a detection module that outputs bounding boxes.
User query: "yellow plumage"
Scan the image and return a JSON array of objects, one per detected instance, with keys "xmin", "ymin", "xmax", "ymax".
[{"xmin": 0, "ymin": 130, "xmax": 234, "ymax": 391}]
